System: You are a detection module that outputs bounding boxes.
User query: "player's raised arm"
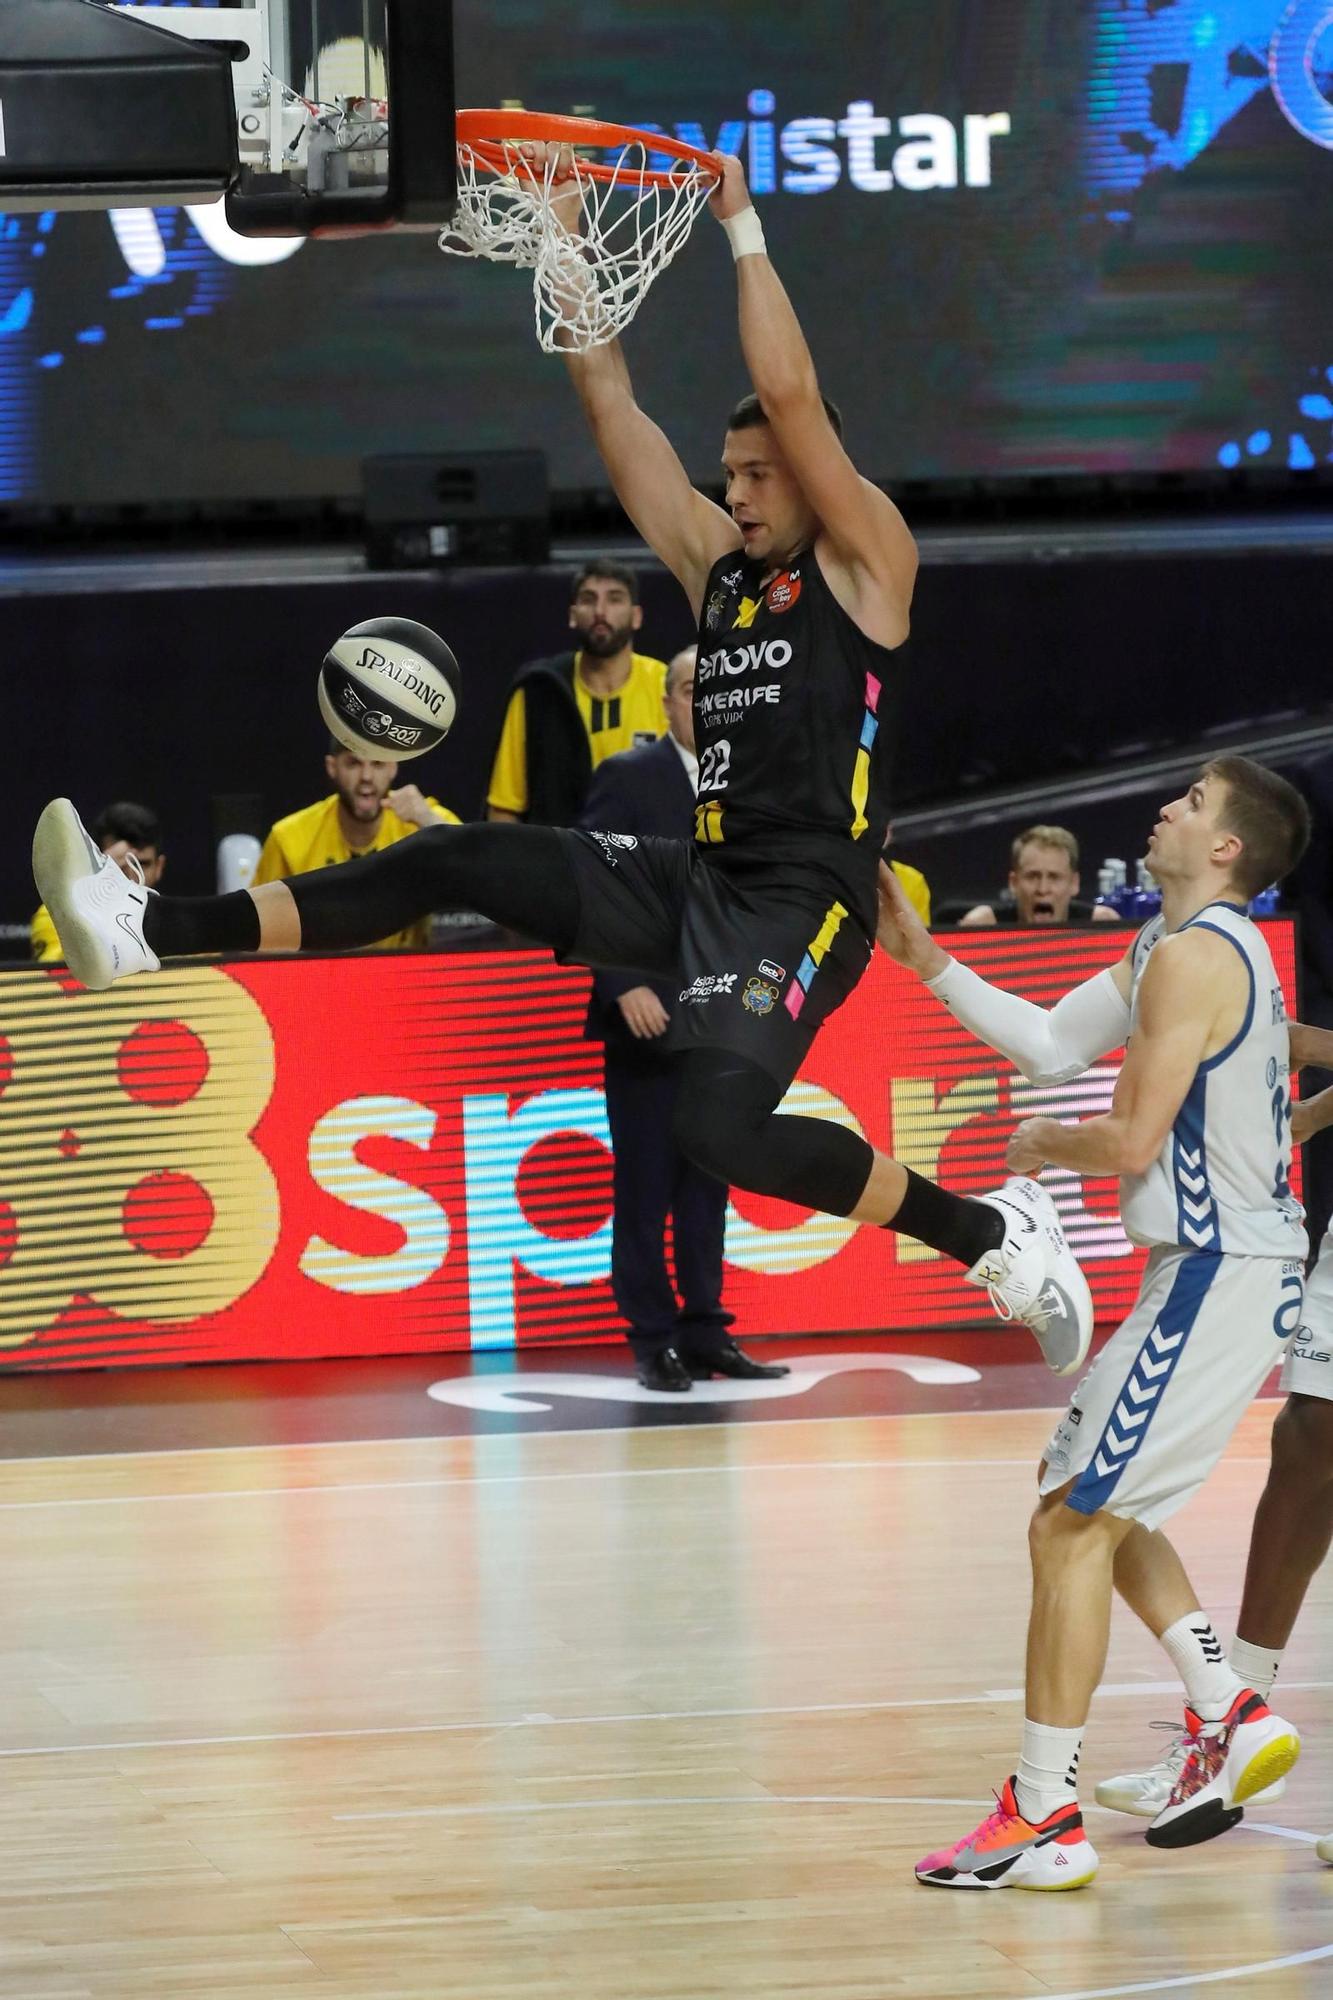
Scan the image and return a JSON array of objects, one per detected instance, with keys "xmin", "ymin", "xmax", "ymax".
[
  {"xmin": 541, "ymin": 148, "xmax": 739, "ymax": 617},
  {"xmin": 710, "ymin": 155, "xmax": 917, "ymax": 650},
  {"xmin": 876, "ymin": 863, "xmax": 1133, "ymax": 1086}
]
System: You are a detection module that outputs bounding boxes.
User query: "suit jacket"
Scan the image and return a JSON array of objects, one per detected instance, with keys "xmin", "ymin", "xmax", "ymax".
[{"xmin": 579, "ymin": 734, "xmax": 695, "ymax": 1046}]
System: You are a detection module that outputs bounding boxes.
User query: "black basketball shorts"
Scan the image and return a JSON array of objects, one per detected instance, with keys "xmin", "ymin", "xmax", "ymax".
[{"xmin": 558, "ymin": 830, "xmax": 872, "ymax": 1090}]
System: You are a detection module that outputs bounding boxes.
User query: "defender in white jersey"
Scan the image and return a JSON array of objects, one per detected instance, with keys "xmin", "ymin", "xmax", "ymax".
[
  {"xmin": 1103, "ymin": 1057, "xmax": 1333, "ymax": 1860},
  {"xmin": 877, "ymin": 757, "xmax": 1313, "ymax": 1890}
]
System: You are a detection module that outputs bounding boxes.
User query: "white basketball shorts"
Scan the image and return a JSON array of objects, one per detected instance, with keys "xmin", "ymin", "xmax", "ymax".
[
  {"xmin": 1040, "ymin": 1247, "xmax": 1305, "ymax": 1530},
  {"xmin": 1279, "ymin": 1233, "xmax": 1333, "ymax": 1402}
]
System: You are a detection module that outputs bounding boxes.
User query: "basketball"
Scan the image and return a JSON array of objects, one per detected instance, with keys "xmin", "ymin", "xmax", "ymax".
[{"xmin": 317, "ymin": 616, "xmax": 461, "ymax": 762}]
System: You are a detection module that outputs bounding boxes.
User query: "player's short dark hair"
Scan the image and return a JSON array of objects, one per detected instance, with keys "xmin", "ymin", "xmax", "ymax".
[
  {"xmin": 570, "ymin": 560, "xmax": 639, "ymax": 604},
  {"xmin": 726, "ymin": 390, "xmax": 844, "ymax": 441},
  {"xmin": 92, "ymin": 800, "xmax": 161, "ymax": 852},
  {"xmin": 1202, "ymin": 757, "xmax": 1312, "ymax": 899}
]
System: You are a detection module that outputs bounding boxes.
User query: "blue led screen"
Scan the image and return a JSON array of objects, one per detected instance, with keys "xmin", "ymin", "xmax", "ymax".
[{"xmin": 3, "ymin": 0, "xmax": 1333, "ymax": 505}]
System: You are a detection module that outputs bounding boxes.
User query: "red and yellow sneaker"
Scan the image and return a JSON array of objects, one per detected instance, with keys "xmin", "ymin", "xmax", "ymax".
[
  {"xmin": 915, "ymin": 1777, "xmax": 1098, "ymax": 1890},
  {"xmin": 1146, "ymin": 1690, "xmax": 1301, "ymax": 1849}
]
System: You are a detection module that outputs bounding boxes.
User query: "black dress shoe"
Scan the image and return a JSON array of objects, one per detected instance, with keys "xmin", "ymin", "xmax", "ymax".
[
  {"xmin": 636, "ymin": 1346, "xmax": 694, "ymax": 1392},
  {"xmin": 686, "ymin": 1337, "xmax": 791, "ymax": 1380}
]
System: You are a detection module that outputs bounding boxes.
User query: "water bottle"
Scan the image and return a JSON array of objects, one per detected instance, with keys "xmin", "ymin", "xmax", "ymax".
[
  {"xmin": 1249, "ymin": 884, "xmax": 1281, "ymax": 917},
  {"xmin": 1096, "ymin": 858, "xmax": 1129, "ymax": 919},
  {"xmin": 1135, "ymin": 859, "xmax": 1162, "ymax": 921}
]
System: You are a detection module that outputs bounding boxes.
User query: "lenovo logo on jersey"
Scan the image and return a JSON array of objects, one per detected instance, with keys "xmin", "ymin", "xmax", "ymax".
[{"xmin": 697, "ymin": 638, "xmax": 793, "ymax": 682}]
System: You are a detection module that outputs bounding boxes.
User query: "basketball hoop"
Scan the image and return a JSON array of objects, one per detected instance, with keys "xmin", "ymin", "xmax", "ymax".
[{"xmin": 440, "ymin": 111, "xmax": 722, "ymax": 352}]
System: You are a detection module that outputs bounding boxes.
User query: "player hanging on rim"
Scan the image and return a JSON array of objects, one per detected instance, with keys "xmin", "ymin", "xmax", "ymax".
[
  {"xmin": 32, "ymin": 146, "xmax": 1092, "ymax": 1364},
  {"xmin": 876, "ymin": 758, "xmax": 1312, "ymax": 1889}
]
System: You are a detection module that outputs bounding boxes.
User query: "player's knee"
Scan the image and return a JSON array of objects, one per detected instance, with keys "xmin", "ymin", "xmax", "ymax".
[
  {"xmin": 672, "ymin": 1055, "xmax": 777, "ymax": 1191},
  {"xmin": 1028, "ymin": 1484, "xmax": 1105, "ymax": 1563},
  {"xmin": 1271, "ymin": 1394, "xmax": 1333, "ymax": 1486},
  {"xmin": 671, "ymin": 1091, "xmax": 758, "ymax": 1189}
]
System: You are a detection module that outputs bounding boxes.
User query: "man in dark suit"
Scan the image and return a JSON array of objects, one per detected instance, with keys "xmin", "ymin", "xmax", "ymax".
[{"xmin": 581, "ymin": 647, "xmax": 791, "ymax": 1393}]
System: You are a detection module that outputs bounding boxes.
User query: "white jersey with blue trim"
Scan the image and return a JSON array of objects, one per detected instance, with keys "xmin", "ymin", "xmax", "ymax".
[{"xmin": 1119, "ymin": 904, "xmax": 1306, "ymax": 1259}]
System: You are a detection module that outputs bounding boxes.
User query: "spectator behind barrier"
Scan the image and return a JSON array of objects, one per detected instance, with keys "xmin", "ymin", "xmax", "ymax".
[
  {"xmin": 958, "ymin": 824, "xmax": 1121, "ymax": 928},
  {"xmin": 486, "ymin": 561, "xmax": 673, "ymax": 826},
  {"xmin": 254, "ymin": 739, "xmax": 460, "ymax": 951},
  {"xmin": 32, "ymin": 800, "xmax": 165, "ymax": 962}
]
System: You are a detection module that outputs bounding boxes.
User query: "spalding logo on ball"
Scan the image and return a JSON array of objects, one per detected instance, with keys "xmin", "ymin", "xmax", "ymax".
[{"xmin": 318, "ymin": 616, "xmax": 461, "ymax": 761}]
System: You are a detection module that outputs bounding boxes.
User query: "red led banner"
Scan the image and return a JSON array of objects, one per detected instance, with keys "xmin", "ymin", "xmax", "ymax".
[{"xmin": 0, "ymin": 923, "xmax": 1299, "ymax": 1370}]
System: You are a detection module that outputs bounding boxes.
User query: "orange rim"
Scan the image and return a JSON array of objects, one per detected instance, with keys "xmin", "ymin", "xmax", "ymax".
[{"xmin": 455, "ymin": 108, "xmax": 721, "ymax": 188}]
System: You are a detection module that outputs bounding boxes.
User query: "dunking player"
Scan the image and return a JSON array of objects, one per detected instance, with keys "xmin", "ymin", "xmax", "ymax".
[
  {"xmin": 877, "ymin": 759, "xmax": 1311, "ymax": 1888},
  {"xmin": 32, "ymin": 149, "xmax": 1091, "ymax": 1360},
  {"xmin": 1100, "ymin": 1054, "xmax": 1333, "ymax": 1862}
]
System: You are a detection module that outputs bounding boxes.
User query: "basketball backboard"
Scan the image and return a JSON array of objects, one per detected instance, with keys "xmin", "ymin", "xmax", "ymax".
[{"xmin": 0, "ymin": 0, "xmax": 455, "ymax": 235}]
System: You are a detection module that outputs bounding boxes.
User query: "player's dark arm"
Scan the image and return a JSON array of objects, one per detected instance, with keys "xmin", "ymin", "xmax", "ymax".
[
  {"xmin": 1289, "ymin": 1021, "xmax": 1333, "ymax": 1071},
  {"xmin": 709, "ymin": 156, "xmax": 917, "ymax": 648},
  {"xmin": 1008, "ymin": 931, "xmax": 1239, "ymax": 1179},
  {"xmin": 1293, "ymin": 1084, "xmax": 1333, "ymax": 1144}
]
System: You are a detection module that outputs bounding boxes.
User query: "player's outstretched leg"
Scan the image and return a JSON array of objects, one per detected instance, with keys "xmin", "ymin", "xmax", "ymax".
[
  {"xmin": 673, "ymin": 1050, "xmax": 1092, "ymax": 1373},
  {"xmin": 33, "ymin": 798, "xmax": 582, "ymax": 990},
  {"xmin": 32, "ymin": 798, "xmax": 161, "ymax": 989}
]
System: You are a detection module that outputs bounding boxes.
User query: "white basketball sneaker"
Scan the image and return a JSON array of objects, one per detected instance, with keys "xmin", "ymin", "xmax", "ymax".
[
  {"xmin": 32, "ymin": 798, "xmax": 160, "ymax": 991},
  {"xmin": 966, "ymin": 1176, "xmax": 1094, "ymax": 1376},
  {"xmin": 1145, "ymin": 1692, "xmax": 1301, "ymax": 1849},
  {"xmin": 1096, "ymin": 1722, "xmax": 1286, "ymax": 1819},
  {"xmin": 1317, "ymin": 1832, "xmax": 1333, "ymax": 1864}
]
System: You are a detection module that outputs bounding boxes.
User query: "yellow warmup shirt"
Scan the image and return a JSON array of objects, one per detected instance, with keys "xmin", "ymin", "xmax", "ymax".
[
  {"xmin": 254, "ymin": 794, "xmax": 460, "ymax": 951},
  {"xmin": 891, "ymin": 860, "xmax": 931, "ymax": 925},
  {"xmin": 487, "ymin": 651, "xmax": 669, "ymax": 815},
  {"xmin": 30, "ymin": 903, "xmax": 61, "ymax": 962}
]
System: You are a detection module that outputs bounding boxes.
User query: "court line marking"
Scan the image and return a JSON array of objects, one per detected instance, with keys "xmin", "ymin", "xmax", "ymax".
[
  {"xmin": 3, "ymin": 1680, "xmax": 1328, "ymax": 1761},
  {"xmin": 0, "ymin": 1395, "xmax": 1284, "ymax": 1468},
  {"xmin": 334, "ymin": 1791, "xmax": 994, "ymax": 1823},
  {"xmin": 325, "ymin": 1794, "xmax": 1333, "ymax": 2000},
  {"xmin": 0, "ymin": 1452, "xmax": 1277, "ymax": 1512},
  {"xmin": 0, "ymin": 1457, "xmax": 1045, "ymax": 1509},
  {"xmin": 1022, "ymin": 1943, "xmax": 1333, "ymax": 2000}
]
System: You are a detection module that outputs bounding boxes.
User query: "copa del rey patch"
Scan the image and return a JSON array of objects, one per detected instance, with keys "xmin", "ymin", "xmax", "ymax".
[{"xmin": 766, "ymin": 568, "xmax": 801, "ymax": 614}]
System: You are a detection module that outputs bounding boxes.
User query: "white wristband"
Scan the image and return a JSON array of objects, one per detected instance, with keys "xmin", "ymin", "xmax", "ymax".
[{"xmin": 722, "ymin": 207, "xmax": 767, "ymax": 261}]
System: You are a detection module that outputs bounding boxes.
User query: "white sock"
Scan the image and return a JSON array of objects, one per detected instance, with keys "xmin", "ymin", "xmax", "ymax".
[
  {"xmin": 1160, "ymin": 1613, "xmax": 1245, "ymax": 1721},
  {"xmin": 1229, "ymin": 1635, "xmax": 1283, "ymax": 1701},
  {"xmin": 1015, "ymin": 1718, "xmax": 1083, "ymax": 1822}
]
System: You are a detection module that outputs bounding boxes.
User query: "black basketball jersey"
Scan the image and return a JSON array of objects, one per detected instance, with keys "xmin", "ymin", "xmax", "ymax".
[{"xmin": 691, "ymin": 546, "xmax": 901, "ymax": 930}]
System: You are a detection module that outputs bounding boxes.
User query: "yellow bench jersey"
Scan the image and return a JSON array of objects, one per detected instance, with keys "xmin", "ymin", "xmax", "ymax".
[
  {"xmin": 487, "ymin": 651, "xmax": 668, "ymax": 816},
  {"xmin": 255, "ymin": 794, "xmax": 459, "ymax": 951}
]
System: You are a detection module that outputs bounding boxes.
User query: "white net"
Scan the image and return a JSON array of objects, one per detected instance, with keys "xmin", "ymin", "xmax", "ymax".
[{"xmin": 438, "ymin": 137, "xmax": 715, "ymax": 352}]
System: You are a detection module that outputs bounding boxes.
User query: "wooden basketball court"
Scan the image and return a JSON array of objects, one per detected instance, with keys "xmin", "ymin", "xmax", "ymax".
[{"xmin": 0, "ymin": 1367, "xmax": 1329, "ymax": 1999}]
